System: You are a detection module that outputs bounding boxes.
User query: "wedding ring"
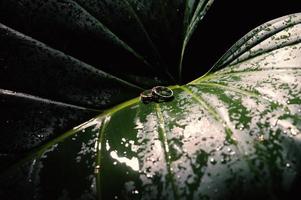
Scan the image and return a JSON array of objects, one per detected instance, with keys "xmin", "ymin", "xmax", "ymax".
[
  {"xmin": 140, "ymin": 89, "xmax": 153, "ymax": 104},
  {"xmin": 151, "ymin": 86, "xmax": 174, "ymax": 102}
]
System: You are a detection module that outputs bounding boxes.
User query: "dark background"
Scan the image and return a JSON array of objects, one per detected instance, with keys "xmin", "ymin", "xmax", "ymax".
[
  {"xmin": 1, "ymin": 0, "xmax": 301, "ymax": 86},
  {"xmin": 183, "ymin": 0, "xmax": 301, "ymax": 82}
]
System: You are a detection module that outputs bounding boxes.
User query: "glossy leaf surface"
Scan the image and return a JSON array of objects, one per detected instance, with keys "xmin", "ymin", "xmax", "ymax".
[
  {"xmin": 0, "ymin": 0, "xmax": 213, "ymax": 84},
  {"xmin": 0, "ymin": 0, "xmax": 212, "ymax": 155},
  {"xmin": 1, "ymin": 13, "xmax": 301, "ymax": 200}
]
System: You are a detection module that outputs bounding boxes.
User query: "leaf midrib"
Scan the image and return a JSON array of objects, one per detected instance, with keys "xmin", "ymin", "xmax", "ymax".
[{"xmin": 155, "ymin": 104, "xmax": 179, "ymax": 200}]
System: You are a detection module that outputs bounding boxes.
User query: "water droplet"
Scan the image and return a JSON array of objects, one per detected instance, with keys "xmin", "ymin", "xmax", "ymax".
[
  {"xmin": 169, "ymin": 142, "xmax": 183, "ymax": 161},
  {"xmin": 132, "ymin": 190, "xmax": 139, "ymax": 194},
  {"xmin": 216, "ymin": 145, "xmax": 223, "ymax": 151},
  {"xmin": 257, "ymin": 135, "xmax": 265, "ymax": 142},
  {"xmin": 113, "ymin": 161, "xmax": 117, "ymax": 165},
  {"xmin": 210, "ymin": 158, "xmax": 217, "ymax": 165},
  {"xmin": 286, "ymin": 163, "xmax": 291, "ymax": 168},
  {"xmin": 94, "ymin": 165, "xmax": 100, "ymax": 173},
  {"xmin": 290, "ymin": 128, "xmax": 299, "ymax": 136},
  {"xmin": 37, "ymin": 134, "xmax": 43, "ymax": 138}
]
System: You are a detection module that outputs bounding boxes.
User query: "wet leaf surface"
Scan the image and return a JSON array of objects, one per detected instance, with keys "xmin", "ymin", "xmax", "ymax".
[
  {"xmin": 1, "ymin": 13, "xmax": 300, "ymax": 200},
  {"xmin": 0, "ymin": 0, "xmax": 212, "ymax": 157}
]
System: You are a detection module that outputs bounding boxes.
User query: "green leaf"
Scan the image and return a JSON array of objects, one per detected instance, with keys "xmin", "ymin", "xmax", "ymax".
[
  {"xmin": 0, "ymin": 0, "xmax": 213, "ymax": 84},
  {"xmin": 1, "ymin": 13, "xmax": 301, "ymax": 199},
  {"xmin": 0, "ymin": 0, "xmax": 212, "ymax": 157}
]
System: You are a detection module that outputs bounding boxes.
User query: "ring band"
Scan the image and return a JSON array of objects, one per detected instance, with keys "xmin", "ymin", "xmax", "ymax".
[
  {"xmin": 140, "ymin": 89, "xmax": 153, "ymax": 104},
  {"xmin": 151, "ymin": 86, "xmax": 174, "ymax": 101}
]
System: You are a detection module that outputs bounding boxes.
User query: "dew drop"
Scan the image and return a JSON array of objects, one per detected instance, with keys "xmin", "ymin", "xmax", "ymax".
[
  {"xmin": 169, "ymin": 142, "xmax": 183, "ymax": 161},
  {"xmin": 286, "ymin": 163, "xmax": 291, "ymax": 168},
  {"xmin": 257, "ymin": 135, "xmax": 265, "ymax": 142},
  {"xmin": 113, "ymin": 161, "xmax": 117, "ymax": 165},
  {"xmin": 94, "ymin": 165, "xmax": 100, "ymax": 174},
  {"xmin": 216, "ymin": 145, "xmax": 223, "ymax": 151},
  {"xmin": 210, "ymin": 158, "xmax": 217, "ymax": 165},
  {"xmin": 132, "ymin": 190, "xmax": 139, "ymax": 195},
  {"xmin": 290, "ymin": 129, "xmax": 299, "ymax": 136}
]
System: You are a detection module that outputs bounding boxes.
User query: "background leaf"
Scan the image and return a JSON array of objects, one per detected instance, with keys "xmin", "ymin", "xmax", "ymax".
[
  {"xmin": 183, "ymin": 0, "xmax": 301, "ymax": 81},
  {"xmin": 0, "ymin": 0, "xmax": 213, "ymax": 84},
  {"xmin": 0, "ymin": 0, "xmax": 212, "ymax": 157},
  {"xmin": 1, "ymin": 13, "xmax": 300, "ymax": 200}
]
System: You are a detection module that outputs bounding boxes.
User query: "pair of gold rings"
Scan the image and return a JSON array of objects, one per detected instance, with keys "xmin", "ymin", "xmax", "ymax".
[{"xmin": 140, "ymin": 86, "xmax": 174, "ymax": 104}]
